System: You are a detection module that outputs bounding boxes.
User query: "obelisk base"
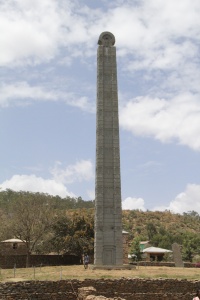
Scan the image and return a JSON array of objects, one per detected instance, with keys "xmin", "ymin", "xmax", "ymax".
[{"xmin": 90, "ymin": 264, "xmax": 136, "ymax": 270}]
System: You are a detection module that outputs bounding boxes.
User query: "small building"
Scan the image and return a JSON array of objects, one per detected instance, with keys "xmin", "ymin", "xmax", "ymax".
[
  {"xmin": 0, "ymin": 238, "xmax": 27, "ymax": 256},
  {"xmin": 140, "ymin": 241, "xmax": 150, "ymax": 251},
  {"xmin": 143, "ymin": 246, "xmax": 172, "ymax": 261},
  {"xmin": 128, "ymin": 241, "xmax": 150, "ymax": 262},
  {"xmin": 0, "ymin": 238, "xmax": 80, "ymax": 269}
]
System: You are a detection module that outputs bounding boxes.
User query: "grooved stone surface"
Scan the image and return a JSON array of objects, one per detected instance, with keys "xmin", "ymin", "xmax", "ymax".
[
  {"xmin": 172, "ymin": 242, "xmax": 184, "ymax": 267},
  {"xmin": 94, "ymin": 32, "xmax": 123, "ymax": 266}
]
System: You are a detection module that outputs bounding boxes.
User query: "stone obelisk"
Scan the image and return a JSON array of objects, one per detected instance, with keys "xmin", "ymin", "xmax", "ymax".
[{"xmin": 94, "ymin": 32, "xmax": 123, "ymax": 266}]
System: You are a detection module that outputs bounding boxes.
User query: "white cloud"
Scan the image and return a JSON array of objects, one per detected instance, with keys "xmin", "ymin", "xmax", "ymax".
[
  {"xmin": 123, "ymin": 183, "xmax": 200, "ymax": 214},
  {"xmin": 0, "ymin": 159, "xmax": 95, "ymax": 199},
  {"xmin": 0, "ymin": 0, "xmax": 64, "ymax": 65},
  {"xmin": 1, "ymin": 0, "xmax": 200, "ymax": 213},
  {"xmin": 50, "ymin": 160, "xmax": 94, "ymax": 184},
  {"xmin": 122, "ymin": 197, "xmax": 146, "ymax": 211},
  {"xmin": 154, "ymin": 184, "xmax": 200, "ymax": 214},
  {"xmin": 0, "ymin": 0, "xmax": 100, "ymax": 66},
  {"xmin": 66, "ymin": 96, "xmax": 95, "ymax": 113},
  {"xmin": 1, "ymin": 0, "xmax": 199, "ymax": 115},
  {"xmin": 120, "ymin": 93, "xmax": 200, "ymax": 151},
  {"xmin": 1, "ymin": 0, "xmax": 199, "ymax": 67},
  {"xmin": 0, "ymin": 82, "xmax": 57, "ymax": 107},
  {"xmin": 0, "ymin": 174, "xmax": 76, "ymax": 198},
  {"xmin": 0, "ymin": 82, "xmax": 95, "ymax": 112}
]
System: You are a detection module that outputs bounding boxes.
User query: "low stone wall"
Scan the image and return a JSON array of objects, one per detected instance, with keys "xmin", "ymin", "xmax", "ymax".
[
  {"xmin": 131, "ymin": 261, "xmax": 195, "ymax": 268},
  {"xmin": 0, "ymin": 254, "xmax": 80, "ymax": 269},
  {"xmin": 0, "ymin": 278, "xmax": 199, "ymax": 299}
]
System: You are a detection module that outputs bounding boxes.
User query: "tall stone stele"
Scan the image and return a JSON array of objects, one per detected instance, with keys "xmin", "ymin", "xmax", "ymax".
[{"xmin": 94, "ymin": 32, "xmax": 123, "ymax": 266}]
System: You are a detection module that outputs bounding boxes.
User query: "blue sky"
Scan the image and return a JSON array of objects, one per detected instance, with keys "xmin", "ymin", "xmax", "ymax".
[{"xmin": 1, "ymin": 0, "xmax": 200, "ymax": 214}]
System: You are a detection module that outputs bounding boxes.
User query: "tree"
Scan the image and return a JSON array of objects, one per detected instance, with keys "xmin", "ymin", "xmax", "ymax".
[
  {"xmin": 0, "ymin": 208, "xmax": 10, "ymax": 241},
  {"xmin": 7, "ymin": 191, "xmax": 55, "ymax": 267},
  {"xmin": 184, "ymin": 211, "xmax": 200, "ymax": 218},
  {"xmin": 146, "ymin": 222, "xmax": 157, "ymax": 240},
  {"xmin": 150, "ymin": 226, "xmax": 173, "ymax": 249},
  {"xmin": 49, "ymin": 209, "xmax": 94, "ymax": 258},
  {"xmin": 130, "ymin": 237, "xmax": 142, "ymax": 261},
  {"xmin": 182, "ymin": 232, "xmax": 200, "ymax": 262}
]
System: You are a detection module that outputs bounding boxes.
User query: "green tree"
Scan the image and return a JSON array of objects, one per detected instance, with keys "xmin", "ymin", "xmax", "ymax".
[
  {"xmin": 182, "ymin": 237, "xmax": 193, "ymax": 262},
  {"xmin": 0, "ymin": 189, "xmax": 94, "ymax": 212},
  {"xmin": 0, "ymin": 208, "xmax": 10, "ymax": 241},
  {"xmin": 151, "ymin": 227, "xmax": 173, "ymax": 249},
  {"xmin": 146, "ymin": 222, "xmax": 157, "ymax": 240},
  {"xmin": 130, "ymin": 237, "xmax": 142, "ymax": 261},
  {"xmin": 7, "ymin": 191, "xmax": 55, "ymax": 267},
  {"xmin": 184, "ymin": 211, "xmax": 199, "ymax": 218},
  {"xmin": 49, "ymin": 209, "xmax": 94, "ymax": 259},
  {"xmin": 182, "ymin": 232, "xmax": 200, "ymax": 262}
]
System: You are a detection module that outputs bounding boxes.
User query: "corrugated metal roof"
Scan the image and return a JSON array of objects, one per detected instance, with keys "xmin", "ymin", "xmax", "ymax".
[
  {"xmin": 1, "ymin": 238, "xmax": 24, "ymax": 243},
  {"xmin": 143, "ymin": 246, "xmax": 172, "ymax": 253}
]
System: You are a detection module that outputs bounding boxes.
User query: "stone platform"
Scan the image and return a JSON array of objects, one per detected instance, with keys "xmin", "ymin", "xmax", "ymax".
[{"xmin": 90, "ymin": 264, "xmax": 136, "ymax": 270}]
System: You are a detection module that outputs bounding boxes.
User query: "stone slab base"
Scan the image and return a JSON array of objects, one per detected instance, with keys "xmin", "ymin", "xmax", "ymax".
[{"xmin": 90, "ymin": 264, "xmax": 136, "ymax": 270}]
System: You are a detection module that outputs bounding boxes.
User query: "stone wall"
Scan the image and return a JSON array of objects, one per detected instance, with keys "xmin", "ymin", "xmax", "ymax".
[
  {"xmin": 131, "ymin": 261, "xmax": 195, "ymax": 268},
  {"xmin": 0, "ymin": 278, "xmax": 199, "ymax": 299},
  {"xmin": 0, "ymin": 254, "xmax": 80, "ymax": 269}
]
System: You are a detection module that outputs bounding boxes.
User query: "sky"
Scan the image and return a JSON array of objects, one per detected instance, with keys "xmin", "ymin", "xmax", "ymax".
[{"xmin": 0, "ymin": 0, "xmax": 200, "ymax": 214}]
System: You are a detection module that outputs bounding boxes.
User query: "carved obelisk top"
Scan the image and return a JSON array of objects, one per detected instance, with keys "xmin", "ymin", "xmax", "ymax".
[
  {"xmin": 94, "ymin": 32, "xmax": 123, "ymax": 267},
  {"xmin": 98, "ymin": 31, "xmax": 115, "ymax": 46}
]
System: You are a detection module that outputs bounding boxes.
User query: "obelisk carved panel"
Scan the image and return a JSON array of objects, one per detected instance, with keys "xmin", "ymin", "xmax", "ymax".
[{"xmin": 94, "ymin": 32, "xmax": 123, "ymax": 266}]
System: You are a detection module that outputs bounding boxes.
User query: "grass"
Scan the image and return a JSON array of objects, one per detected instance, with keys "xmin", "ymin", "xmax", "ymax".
[{"xmin": 0, "ymin": 265, "xmax": 200, "ymax": 282}]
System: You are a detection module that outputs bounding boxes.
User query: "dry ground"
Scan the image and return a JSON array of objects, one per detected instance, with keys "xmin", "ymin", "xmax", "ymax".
[{"xmin": 1, "ymin": 265, "xmax": 200, "ymax": 282}]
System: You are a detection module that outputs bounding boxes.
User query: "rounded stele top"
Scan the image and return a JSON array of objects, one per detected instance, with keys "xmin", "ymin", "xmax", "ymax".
[{"xmin": 98, "ymin": 32, "xmax": 115, "ymax": 46}]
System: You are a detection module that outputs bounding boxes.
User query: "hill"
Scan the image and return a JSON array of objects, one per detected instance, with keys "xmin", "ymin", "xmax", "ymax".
[
  {"xmin": 122, "ymin": 209, "xmax": 200, "ymax": 239},
  {"xmin": 1, "ymin": 190, "xmax": 200, "ymax": 261}
]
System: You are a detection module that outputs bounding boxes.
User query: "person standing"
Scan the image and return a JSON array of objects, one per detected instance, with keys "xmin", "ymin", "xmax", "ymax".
[{"xmin": 83, "ymin": 253, "xmax": 90, "ymax": 269}]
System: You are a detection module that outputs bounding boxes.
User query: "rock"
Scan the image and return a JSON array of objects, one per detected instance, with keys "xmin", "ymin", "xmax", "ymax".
[
  {"xmin": 78, "ymin": 286, "xmax": 96, "ymax": 299},
  {"xmin": 78, "ymin": 286, "xmax": 126, "ymax": 300}
]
